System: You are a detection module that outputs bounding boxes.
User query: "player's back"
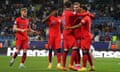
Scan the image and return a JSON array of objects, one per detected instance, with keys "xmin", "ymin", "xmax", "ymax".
[
  {"xmin": 62, "ymin": 10, "xmax": 75, "ymax": 34},
  {"xmin": 62, "ymin": 10, "xmax": 75, "ymax": 27}
]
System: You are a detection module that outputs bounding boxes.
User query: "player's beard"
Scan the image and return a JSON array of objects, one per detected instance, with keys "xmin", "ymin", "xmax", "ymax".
[
  {"xmin": 21, "ymin": 14, "xmax": 27, "ymax": 18},
  {"xmin": 23, "ymin": 15, "xmax": 27, "ymax": 18},
  {"xmin": 23, "ymin": 13, "xmax": 27, "ymax": 18}
]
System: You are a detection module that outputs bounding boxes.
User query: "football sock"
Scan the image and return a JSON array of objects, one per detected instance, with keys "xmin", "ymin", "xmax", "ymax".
[
  {"xmin": 56, "ymin": 49, "xmax": 61, "ymax": 64},
  {"xmin": 48, "ymin": 49, "xmax": 52, "ymax": 63},
  {"xmin": 82, "ymin": 54, "xmax": 88, "ymax": 67},
  {"xmin": 62, "ymin": 51, "xmax": 68, "ymax": 67},
  {"xmin": 88, "ymin": 53, "xmax": 93, "ymax": 66},
  {"xmin": 13, "ymin": 52, "xmax": 18, "ymax": 59},
  {"xmin": 82, "ymin": 49, "xmax": 89, "ymax": 67},
  {"xmin": 70, "ymin": 49, "xmax": 77, "ymax": 66},
  {"xmin": 21, "ymin": 52, "xmax": 26, "ymax": 64},
  {"xmin": 76, "ymin": 49, "xmax": 80, "ymax": 65}
]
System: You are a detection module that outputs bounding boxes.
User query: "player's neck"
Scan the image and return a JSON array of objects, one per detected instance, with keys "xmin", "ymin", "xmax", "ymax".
[
  {"xmin": 21, "ymin": 15, "xmax": 26, "ymax": 19},
  {"xmin": 80, "ymin": 10, "xmax": 86, "ymax": 13},
  {"xmin": 65, "ymin": 8, "xmax": 72, "ymax": 11}
]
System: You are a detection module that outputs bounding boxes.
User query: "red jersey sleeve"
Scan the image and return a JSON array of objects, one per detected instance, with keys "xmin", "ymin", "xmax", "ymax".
[
  {"xmin": 81, "ymin": 17, "xmax": 87, "ymax": 24},
  {"xmin": 88, "ymin": 13, "xmax": 95, "ymax": 19},
  {"xmin": 14, "ymin": 18, "xmax": 19, "ymax": 25}
]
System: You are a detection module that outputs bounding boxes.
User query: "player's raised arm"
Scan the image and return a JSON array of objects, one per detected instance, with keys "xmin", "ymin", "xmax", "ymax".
[
  {"xmin": 64, "ymin": 22, "xmax": 82, "ymax": 30},
  {"xmin": 41, "ymin": 15, "xmax": 51, "ymax": 23},
  {"xmin": 42, "ymin": 7, "xmax": 57, "ymax": 23},
  {"xmin": 41, "ymin": 12, "xmax": 54, "ymax": 23}
]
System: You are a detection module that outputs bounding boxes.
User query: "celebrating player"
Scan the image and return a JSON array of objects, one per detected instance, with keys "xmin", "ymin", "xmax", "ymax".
[
  {"xmin": 65, "ymin": 5, "xmax": 95, "ymax": 71},
  {"xmin": 42, "ymin": 7, "xmax": 62, "ymax": 70},
  {"xmin": 9, "ymin": 8, "xmax": 38, "ymax": 68},
  {"xmin": 72, "ymin": 2, "xmax": 82, "ymax": 70},
  {"xmin": 61, "ymin": 1, "xmax": 79, "ymax": 71}
]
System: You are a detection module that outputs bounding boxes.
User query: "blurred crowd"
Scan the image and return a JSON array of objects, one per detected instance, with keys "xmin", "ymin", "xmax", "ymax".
[{"xmin": 0, "ymin": 0, "xmax": 120, "ymax": 42}]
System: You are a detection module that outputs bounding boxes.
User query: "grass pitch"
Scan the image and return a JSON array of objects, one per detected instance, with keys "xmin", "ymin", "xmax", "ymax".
[{"xmin": 0, "ymin": 56, "xmax": 120, "ymax": 72}]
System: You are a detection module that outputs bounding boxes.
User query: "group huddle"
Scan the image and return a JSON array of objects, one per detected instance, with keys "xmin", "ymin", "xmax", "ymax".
[{"xmin": 9, "ymin": 1, "xmax": 95, "ymax": 72}]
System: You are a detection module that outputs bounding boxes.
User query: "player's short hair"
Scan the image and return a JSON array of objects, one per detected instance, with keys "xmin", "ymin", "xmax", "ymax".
[
  {"xmin": 80, "ymin": 5, "xmax": 88, "ymax": 11},
  {"xmin": 51, "ymin": 6, "xmax": 58, "ymax": 11},
  {"xmin": 49, "ymin": 6, "xmax": 58, "ymax": 14},
  {"xmin": 21, "ymin": 8, "xmax": 27, "ymax": 12},
  {"xmin": 74, "ymin": 2, "xmax": 80, "ymax": 6},
  {"xmin": 64, "ymin": 1, "xmax": 72, "ymax": 8}
]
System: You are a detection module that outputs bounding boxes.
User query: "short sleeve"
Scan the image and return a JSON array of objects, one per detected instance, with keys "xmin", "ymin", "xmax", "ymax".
[
  {"xmin": 14, "ymin": 18, "xmax": 19, "ymax": 25},
  {"xmin": 81, "ymin": 17, "xmax": 87, "ymax": 24}
]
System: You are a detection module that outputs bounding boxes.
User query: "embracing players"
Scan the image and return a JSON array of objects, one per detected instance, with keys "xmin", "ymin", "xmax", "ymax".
[
  {"xmin": 65, "ymin": 4, "xmax": 95, "ymax": 71},
  {"xmin": 61, "ymin": 1, "xmax": 79, "ymax": 71}
]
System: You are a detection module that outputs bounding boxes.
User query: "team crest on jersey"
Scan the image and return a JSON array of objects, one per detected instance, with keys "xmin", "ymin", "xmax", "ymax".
[
  {"xmin": 51, "ymin": 20, "xmax": 56, "ymax": 25},
  {"xmin": 19, "ymin": 24, "xmax": 24, "ymax": 28}
]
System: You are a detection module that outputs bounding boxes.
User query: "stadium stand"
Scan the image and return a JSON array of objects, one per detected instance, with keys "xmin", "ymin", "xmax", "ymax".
[{"xmin": 0, "ymin": 0, "xmax": 120, "ymax": 48}]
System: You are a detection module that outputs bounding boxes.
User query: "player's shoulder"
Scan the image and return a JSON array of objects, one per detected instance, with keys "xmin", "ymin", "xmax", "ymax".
[
  {"xmin": 49, "ymin": 16, "xmax": 54, "ymax": 18},
  {"xmin": 15, "ymin": 17, "xmax": 21, "ymax": 21},
  {"xmin": 73, "ymin": 12, "xmax": 77, "ymax": 15},
  {"xmin": 16, "ymin": 17, "xmax": 21, "ymax": 19},
  {"xmin": 48, "ymin": 16, "xmax": 55, "ymax": 21},
  {"xmin": 85, "ymin": 15, "xmax": 92, "ymax": 20},
  {"xmin": 63, "ymin": 10, "xmax": 73, "ymax": 14}
]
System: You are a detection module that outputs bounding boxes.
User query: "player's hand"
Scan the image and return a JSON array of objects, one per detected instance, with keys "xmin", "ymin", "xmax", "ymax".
[
  {"xmin": 64, "ymin": 27, "xmax": 71, "ymax": 30},
  {"xmin": 34, "ymin": 31, "xmax": 40, "ymax": 35},
  {"xmin": 21, "ymin": 29, "xmax": 28, "ymax": 32}
]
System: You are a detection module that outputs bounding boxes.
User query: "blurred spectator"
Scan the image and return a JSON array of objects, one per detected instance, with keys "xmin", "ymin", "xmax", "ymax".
[{"xmin": 0, "ymin": 0, "xmax": 120, "ymax": 42}]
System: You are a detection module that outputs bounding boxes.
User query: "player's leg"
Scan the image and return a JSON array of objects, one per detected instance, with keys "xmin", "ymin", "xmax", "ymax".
[
  {"xmin": 69, "ymin": 36, "xmax": 78, "ymax": 71},
  {"xmin": 74, "ymin": 39, "xmax": 81, "ymax": 70},
  {"xmin": 55, "ymin": 36, "xmax": 62, "ymax": 69},
  {"xmin": 9, "ymin": 39, "xmax": 21, "ymax": 66},
  {"xmin": 88, "ymin": 51, "xmax": 95, "ymax": 71},
  {"xmin": 19, "ymin": 40, "xmax": 29, "ymax": 68},
  {"xmin": 80, "ymin": 49, "xmax": 95, "ymax": 71},
  {"xmin": 84, "ymin": 38, "xmax": 95, "ymax": 71},
  {"xmin": 79, "ymin": 37, "xmax": 95, "ymax": 71},
  {"xmin": 78, "ymin": 38, "xmax": 88, "ymax": 71},
  {"xmin": 56, "ymin": 48, "xmax": 62, "ymax": 69},
  {"xmin": 19, "ymin": 48, "xmax": 27, "ymax": 68},
  {"xmin": 62, "ymin": 49, "xmax": 68, "ymax": 71},
  {"xmin": 47, "ymin": 36, "xmax": 54, "ymax": 69},
  {"xmin": 69, "ymin": 48, "xmax": 78, "ymax": 71},
  {"xmin": 48, "ymin": 49, "xmax": 52, "ymax": 69},
  {"xmin": 75, "ymin": 48, "xmax": 81, "ymax": 70},
  {"xmin": 61, "ymin": 39, "xmax": 68, "ymax": 71},
  {"xmin": 78, "ymin": 49, "xmax": 88, "ymax": 71}
]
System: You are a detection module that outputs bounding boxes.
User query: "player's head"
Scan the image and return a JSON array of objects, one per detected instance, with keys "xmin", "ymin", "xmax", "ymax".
[
  {"xmin": 50, "ymin": 6, "xmax": 58, "ymax": 16},
  {"xmin": 64, "ymin": 1, "xmax": 72, "ymax": 8},
  {"xmin": 80, "ymin": 5, "xmax": 88, "ymax": 13},
  {"xmin": 73, "ymin": 2, "xmax": 80, "ymax": 13},
  {"xmin": 20, "ymin": 8, "xmax": 27, "ymax": 18}
]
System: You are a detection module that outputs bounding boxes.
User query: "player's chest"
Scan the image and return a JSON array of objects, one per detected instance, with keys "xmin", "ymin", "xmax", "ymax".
[
  {"xmin": 18, "ymin": 19, "xmax": 29, "ymax": 28},
  {"xmin": 49, "ymin": 19, "xmax": 59, "ymax": 26}
]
